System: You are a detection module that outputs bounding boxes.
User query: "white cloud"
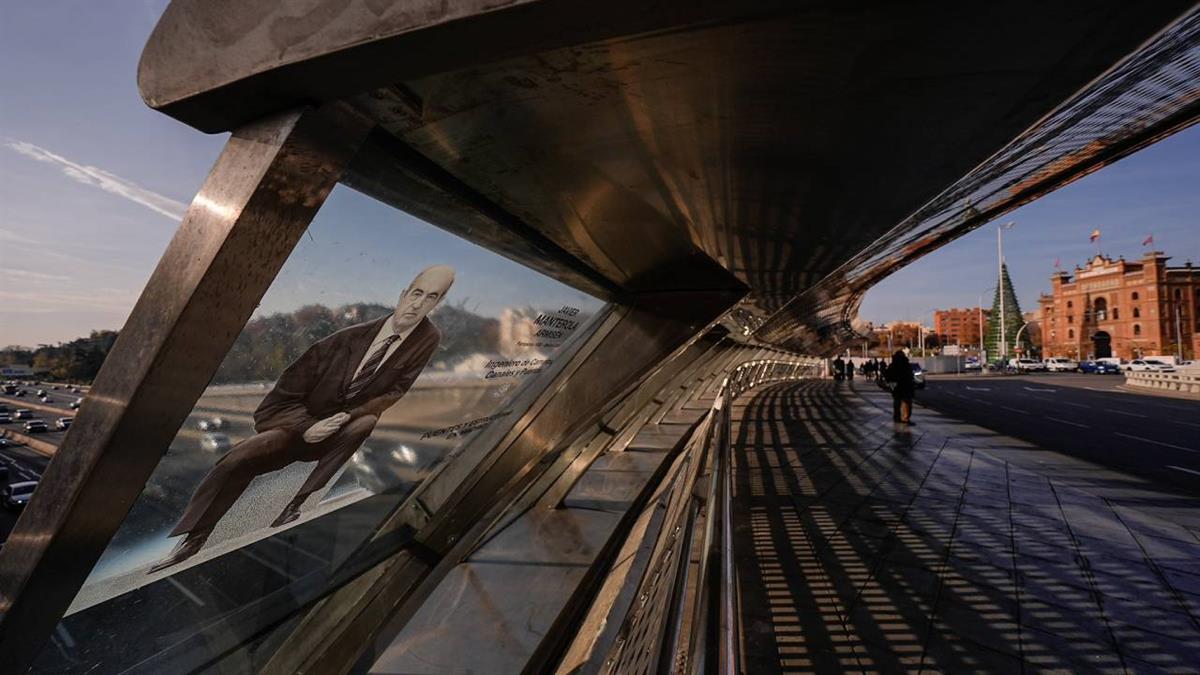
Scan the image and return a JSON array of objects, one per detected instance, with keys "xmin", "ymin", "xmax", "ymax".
[{"xmin": 5, "ymin": 140, "xmax": 187, "ymax": 221}]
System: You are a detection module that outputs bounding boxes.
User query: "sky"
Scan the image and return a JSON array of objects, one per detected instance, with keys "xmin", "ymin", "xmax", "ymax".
[{"xmin": 1, "ymin": 4, "xmax": 1197, "ymax": 346}]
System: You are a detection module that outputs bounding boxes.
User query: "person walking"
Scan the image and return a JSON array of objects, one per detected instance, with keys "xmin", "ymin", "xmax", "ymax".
[
  {"xmin": 884, "ymin": 350, "xmax": 915, "ymax": 424},
  {"xmin": 833, "ymin": 356, "xmax": 845, "ymax": 381}
]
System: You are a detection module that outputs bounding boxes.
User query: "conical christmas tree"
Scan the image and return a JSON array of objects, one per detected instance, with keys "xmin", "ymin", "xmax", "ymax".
[{"xmin": 983, "ymin": 263, "xmax": 1028, "ymax": 360}]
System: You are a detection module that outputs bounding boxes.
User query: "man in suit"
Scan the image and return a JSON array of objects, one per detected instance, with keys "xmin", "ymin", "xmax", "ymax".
[{"xmin": 150, "ymin": 265, "xmax": 455, "ymax": 572}]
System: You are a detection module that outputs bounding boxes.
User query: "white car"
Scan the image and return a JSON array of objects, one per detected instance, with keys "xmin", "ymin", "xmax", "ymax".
[
  {"xmin": 200, "ymin": 432, "xmax": 233, "ymax": 453},
  {"xmin": 1127, "ymin": 359, "xmax": 1175, "ymax": 372},
  {"xmin": 1043, "ymin": 357, "xmax": 1078, "ymax": 372},
  {"xmin": 1009, "ymin": 358, "xmax": 1047, "ymax": 372}
]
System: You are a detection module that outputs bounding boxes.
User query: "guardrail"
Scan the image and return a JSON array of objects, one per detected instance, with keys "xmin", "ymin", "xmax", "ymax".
[
  {"xmin": 1124, "ymin": 368, "xmax": 1200, "ymax": 395},
  {"xmin": 586, "ymin": 358, "xmax": 816, "ymax": 674}
]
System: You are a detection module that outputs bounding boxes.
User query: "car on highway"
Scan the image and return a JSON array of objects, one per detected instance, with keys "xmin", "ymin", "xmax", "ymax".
[
  {"xmin": 39, "ymin": 395, "xmax": 52, "ymax": 403},
  {"xmin": 963, "ymin": 358, "xmax": 982, "ymax": 372},
  {"xmin": 0, "ymin": 414, "xmax": 12, "ymax": 424},
  {"xmin": 200, "ymin": 432, "xmax": 233, "ymax": 453},
  {"xmin": 69, "ymin": 399, "xmax": 82, "ymax": 409},
  {"xmin": 14, "ymin": 409, "xmax": 33, "ymax": 420},
  {"xmin": 35, "ymin": 390, "xmax": 45, "ymax": 397},
  {"xmin": 23, "ymin": 420, "xmax": 48, "ymax": 433},
  {"xmin": 13, "ymin": 390, "xmax": 25, "ymax": 397},
  {"xmin": 1008, "ymin": 358, "xmax": 1047, "ymax": 372},
  {"xmin": 55, "ymin": 417, "xmax": 72, "ymax": 431},
  {"xmin": 911, "ymin": 363, "xmax": 926, "ymax": 389},
  {"xmin": 1078, "ymin": 360, "xmax": 1120, "ymax": 374},
  {"xmin": 3, "ymin": 481, "xmax": 38, "ymax": 510},
  {"xmin": 1043, "ymin": 357, "xmax": 1078, "ymax": 372},
  {"xmin": 197, "ymin": 416, "xmax": 229, "ymax": 431},
  {"xmin": 1127, "ymin": 359, "xmax": 1175, "ymax": 372}
]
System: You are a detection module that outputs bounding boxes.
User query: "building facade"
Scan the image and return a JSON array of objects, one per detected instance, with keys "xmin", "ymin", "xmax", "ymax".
[
  {"xmin": 934, "ymin": 307, "xmax": 991, "ymax": 348},
  {"xmin": 1038, "ymin": 252, "xmax": 1199, "ymax": 361}
]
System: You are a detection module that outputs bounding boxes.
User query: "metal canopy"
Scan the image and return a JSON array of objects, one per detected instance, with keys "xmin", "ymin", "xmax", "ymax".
[{"xmin": 139, "ymin": 0, "xmax": 1199, "ymax": 352}]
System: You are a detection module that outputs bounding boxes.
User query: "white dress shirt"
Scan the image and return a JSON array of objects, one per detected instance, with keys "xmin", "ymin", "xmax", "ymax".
[{"xmin": 352, "ymin": 314, "xmax": 414, "ymax": 381}]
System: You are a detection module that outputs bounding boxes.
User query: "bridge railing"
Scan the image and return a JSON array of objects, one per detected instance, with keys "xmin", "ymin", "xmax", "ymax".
[
  {"xmin": 580, "ymin": 358, "xmax": 816, "ymax": 674},
  {"xmin": 1124, "ymin": 368, "xmax": 1200, "ymax": 395}
]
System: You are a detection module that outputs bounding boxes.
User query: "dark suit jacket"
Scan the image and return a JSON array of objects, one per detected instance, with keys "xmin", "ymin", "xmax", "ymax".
[{"xmin": 253, "ymin": 316, "xmax": 441, "ymax": 435}]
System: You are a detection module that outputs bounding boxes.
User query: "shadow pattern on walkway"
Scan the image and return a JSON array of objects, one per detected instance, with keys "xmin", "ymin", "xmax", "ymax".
[{"xmin": 731, "ymin": 380, "xmax": 1200, "ymax": 674}]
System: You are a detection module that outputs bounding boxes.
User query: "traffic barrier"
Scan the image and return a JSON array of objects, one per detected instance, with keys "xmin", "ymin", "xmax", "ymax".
[
  {"xmin": 1123, "ymin": 369, "xmax": 1200, "ymax": 395},
  {"xmin": 0, "ymin": 429, "xmax": 57, "ymax": 456}
]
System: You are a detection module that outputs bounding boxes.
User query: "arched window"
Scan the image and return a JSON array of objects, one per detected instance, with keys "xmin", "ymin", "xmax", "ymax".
[
  {"xmin": 1131, "ymin": 292, "xmax": 1139, "ymax": 300},
  {"xmin": 1111, "ymin": 307, "xmax": 1119, "ymax": 320},
  {"xmin": 1067, "ymin": 300, "xmax": 1074, "ymax": 309},
  {"xmin": 1068, "ymin": 329, "xmax": 1074, "ymax": 339},
  {"xmin": 1133, "ymin": 324, "xmax": 1141, "ymax": 336},
  {"xmin": 1133, "ymin": 307, "xmax": 1140, "ymax": 318},
  {"xmin": 1094, "ymin": 298, "xmax": 1107, "ymax": 321}
]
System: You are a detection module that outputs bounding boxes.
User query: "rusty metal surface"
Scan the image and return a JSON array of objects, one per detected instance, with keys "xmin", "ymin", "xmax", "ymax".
[{"xmin": 0, "ymin": 103, "xmax": 375, "ymax": 672}]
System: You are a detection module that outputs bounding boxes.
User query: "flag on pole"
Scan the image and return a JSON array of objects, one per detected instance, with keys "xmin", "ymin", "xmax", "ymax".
[
  {"xmin": 1142, "ymin": 234, "xmax": 1154, "ymax": 247},
  {"xmin": 1054, "ymin": 257, "xmax": 1061, "ymax": 269},
  {"xmin": 1089, "ymin": 229, "xmax": 1101, "ymax": 243}
]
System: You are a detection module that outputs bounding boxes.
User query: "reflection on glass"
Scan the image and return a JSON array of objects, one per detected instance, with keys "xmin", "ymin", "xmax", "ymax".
[{"xmin": 39, "ymin": 186, "xmax": 605, "ymax": 672}]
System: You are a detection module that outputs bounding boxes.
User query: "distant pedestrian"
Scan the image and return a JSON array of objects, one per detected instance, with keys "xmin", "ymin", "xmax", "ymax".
[
  {"xmin": 833, "ymin": 356, "xmax": 845, "ymax": 381},
  {"xmin": 846, "ymin": 361, "xmax": 855, "ymax": 380},
  {"xmin": 884, "ymin": 350, "xmax": 915, "ymax": 424}
]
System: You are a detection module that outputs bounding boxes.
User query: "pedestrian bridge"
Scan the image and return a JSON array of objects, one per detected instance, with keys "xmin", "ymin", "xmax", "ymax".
[{"xmin": 2, "ymin": 2, "xmax": 1199, "ymax": 672}]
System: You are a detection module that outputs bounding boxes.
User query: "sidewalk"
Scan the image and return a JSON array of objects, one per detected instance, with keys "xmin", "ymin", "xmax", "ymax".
[{"xmin": 730, "ymin": 380, "xmax": 1200, "ymax": 674}]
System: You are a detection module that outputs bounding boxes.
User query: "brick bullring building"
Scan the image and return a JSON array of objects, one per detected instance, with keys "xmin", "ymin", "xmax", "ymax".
[{"xmin": 1039, "ymin": 252, "xmax": 1199, "ymax": 361}]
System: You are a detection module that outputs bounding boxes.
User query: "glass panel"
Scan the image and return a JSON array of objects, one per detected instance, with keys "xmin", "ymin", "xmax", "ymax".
[{"xmin": 37, "ymin": 185, "xmax": 606, "ymax": 672}]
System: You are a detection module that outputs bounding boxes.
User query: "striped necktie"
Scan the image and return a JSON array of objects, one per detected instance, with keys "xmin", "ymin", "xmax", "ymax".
[{"xmin": 345, "ymin": 333, "xmax": 401, "ymax": 399}]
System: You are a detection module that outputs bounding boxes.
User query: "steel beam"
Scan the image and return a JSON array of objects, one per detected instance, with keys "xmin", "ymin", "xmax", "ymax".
[{"xmin": 0, "ymin": 103, "xmax": 374, "ymax": 673}]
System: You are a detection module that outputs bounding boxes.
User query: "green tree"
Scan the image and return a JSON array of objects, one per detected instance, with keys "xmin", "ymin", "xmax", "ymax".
[{"xmin": 983, "ymin": 263, "xmax": 1029, "ymax": 360}]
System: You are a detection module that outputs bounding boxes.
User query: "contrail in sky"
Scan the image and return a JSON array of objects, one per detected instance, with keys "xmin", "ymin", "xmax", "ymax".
[{"xmin": 6, "ymin": 139, "xmax": 187, "ymax": 220}]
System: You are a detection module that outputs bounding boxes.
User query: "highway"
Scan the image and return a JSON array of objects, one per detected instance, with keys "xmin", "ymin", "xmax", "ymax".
[{"xmin": 914, "ymin": 372, "xmax": 1200, "ymax": 493}]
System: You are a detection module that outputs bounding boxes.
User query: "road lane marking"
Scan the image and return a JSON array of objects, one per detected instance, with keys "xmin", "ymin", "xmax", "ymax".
[
  {"xmin": 963, "ymin": 397, "xmax": 987, "ymax": 404},
  {"xmin": 1167, "ymin": 465, "xmax": 1200, "ymax": 478},
  {"xmin": 1059, "ymin": 401, "xmax": 1089, "ymax": 408},
  {"xmin": 1045, "ymin": 416, "xmax": 1089, "ymax": 428},
  {"xmin": 1173, "ymin": 420, "xmax": 1200, "ymax": 429},
  {"xmin": 1002, "ymin": 406, "xmax": 1029, "ymax": 414},
  {"xmin": 1104, "ymin": 409, "xmax": 1146, "ymax": 418},
  {"xmin": 966, "ymin": 386, "xmax": 991, "ymax": 392},
  {"xmin": 1024, "ymin": 386, "xmax": 1057, "ymax": 393},
  {"xmin": 1114, "ymin": 432, "xmax": 1196, "ymax": 453}
]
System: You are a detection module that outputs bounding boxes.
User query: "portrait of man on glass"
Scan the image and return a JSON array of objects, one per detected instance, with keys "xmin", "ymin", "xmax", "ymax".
[{"xmin": 151, "ymin": 265, "xmax": 456, "ymax": 572}]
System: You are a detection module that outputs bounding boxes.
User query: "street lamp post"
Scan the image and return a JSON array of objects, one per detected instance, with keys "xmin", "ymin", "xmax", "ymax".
[
  {"xmin": 1013, "ymin": 320, "xmax": 1037, "ymax": 356},
  {"xmin": 978, "ymin": 285, "xmax": 995, "ymax": 364}
]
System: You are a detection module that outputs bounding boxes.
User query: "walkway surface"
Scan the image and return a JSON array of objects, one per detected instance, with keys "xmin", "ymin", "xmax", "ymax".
[{"xmin": 731, "ymin": 380, "xmax": 1200, "ymax": 674}]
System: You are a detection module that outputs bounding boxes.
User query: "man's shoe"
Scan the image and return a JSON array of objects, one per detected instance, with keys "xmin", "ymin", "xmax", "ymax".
[
  {"xmin": 148, "ymin": 535, "xmax": 207, "ymax": 574},
  {"xmin": 271, "ymin": 502, "xmax": 303, "ymax": 528}
]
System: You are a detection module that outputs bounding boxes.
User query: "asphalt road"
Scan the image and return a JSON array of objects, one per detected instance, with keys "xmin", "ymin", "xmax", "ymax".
[
  {"xmin": 916, "ymin": 372, "xmax": 1200, "ymax": 493},
  {"xmin": 0, "ymin": 441, "xmax": 52, "ymax": 544}
]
